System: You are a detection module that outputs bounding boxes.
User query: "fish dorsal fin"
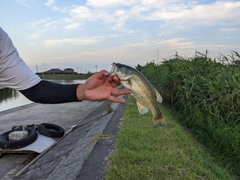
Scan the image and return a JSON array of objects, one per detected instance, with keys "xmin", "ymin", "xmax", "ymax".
[
  {"xmin": 136, "ymin": 102, "xmax": 149, "ymax": 114},
  {"xmin": 154, "ymin": 88, "xmax": 163, "ymax": 103}
]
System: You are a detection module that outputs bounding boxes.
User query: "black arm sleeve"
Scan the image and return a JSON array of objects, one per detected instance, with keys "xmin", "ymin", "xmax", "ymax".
[{"xmin": 19, "ymin": 80, "xmax": 80, "ymax": 104}]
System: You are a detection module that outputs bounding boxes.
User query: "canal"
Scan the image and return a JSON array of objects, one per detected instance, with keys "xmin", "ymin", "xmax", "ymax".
[{"xmin": 0, "ymin": 80, "xmax": 86, "ymax": 112}]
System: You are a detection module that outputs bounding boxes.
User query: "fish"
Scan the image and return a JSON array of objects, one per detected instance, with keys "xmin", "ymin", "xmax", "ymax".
[{"xmin": 109, "ymin": 62, "xmax": 166, "ymax": 127}]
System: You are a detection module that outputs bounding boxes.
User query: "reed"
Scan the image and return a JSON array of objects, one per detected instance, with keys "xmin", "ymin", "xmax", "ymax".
[{"xmin": 137, "ymin": 51, "xmax": 240, "ymax": 177}]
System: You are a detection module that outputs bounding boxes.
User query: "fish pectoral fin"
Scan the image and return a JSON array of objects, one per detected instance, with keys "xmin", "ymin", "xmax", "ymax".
[
  {"xmin": 154, "ymin": 88, "xmax": 163, "ymax": 103},
  {"xmin": 122, "ymin": 75, "xmax": 133, "ymax": 81},
  {"xmin": 121, "ymin": 80, "xmax": 132, "ymax": 89},
  {"xmin": 136, "ymin": 102, "xmax": 149, "ymax": 114}
]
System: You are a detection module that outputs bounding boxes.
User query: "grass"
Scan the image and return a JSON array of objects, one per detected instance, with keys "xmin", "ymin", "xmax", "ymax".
[
  {"xmin": 136, "ymin": 52, "xmax": 240, "ymax": 177},
  {"xmin": 106, "ymin": 96, "xmax": 235, "ymax": 180}
]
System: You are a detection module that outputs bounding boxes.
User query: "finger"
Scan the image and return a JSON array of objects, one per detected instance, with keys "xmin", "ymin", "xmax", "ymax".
[
  {"xmin": 110, "ymin": 81, "xmax": 120, "ymax": 88},
  {"xmin": 97, "ymin": 70, "xmax": 109, "ymax": 79},
  {"xmin": 101, "ymin": 70, "xmax": 109, "ymax": 76},
  {"xmin": 111, "ymin": 88, "xmax": 131, "ymax": 96},
  {"xmin": 107, "ymin": 76, "xmax": 113, "ymax": 82},
  {"xmin": 113, "ymin": 75, "xmax": 120, "ymax": 82},
  {"xmin": 108, "ymin": 96, "xmax": 126, "ymax": 103},
  {"xmin": 108, "ymin": 75, "xmax": 119, "ymax": 82},
  {"xmin": 110, "ymin": 75, "xmax": 121, "ymax": 87}
]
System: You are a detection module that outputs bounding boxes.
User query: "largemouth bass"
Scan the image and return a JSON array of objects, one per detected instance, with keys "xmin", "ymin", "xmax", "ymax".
[{"xmin": 109, "ymin": 62, "xmax": 166, "ymax": 127}]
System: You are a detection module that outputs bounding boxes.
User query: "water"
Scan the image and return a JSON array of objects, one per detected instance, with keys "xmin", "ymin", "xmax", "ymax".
[{"xmin": 0, "ymin": 79, "xmax": 86, "ymax": 112}]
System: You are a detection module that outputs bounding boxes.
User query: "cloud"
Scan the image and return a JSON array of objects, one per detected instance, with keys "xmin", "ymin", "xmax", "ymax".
[
  {"xmin": 28, "ymin": 18, "xmax": 67, "ymax": 38},
  {"xmin": 30, "ymin": 33, "xmax": 41, "ymax": 39},
  {"xmin": 27, "ymin": 42, "xmax": 35, "ymax": 46},
  {"xmin": 68, "ymin": 6, "xmax": 107, "ymax": 21},
  {"xmin": 43, "ymin": 33, "xmax": 121, "ymax": 46},
  {"xmin": 27, "ymin": 1, "xmax": 240, "ymax": 44},
  {"xmin": 140, "ymin": 1, "xmax": 240, "ymax": 28},
  {"xmin": 15, "ymin": 0, "xmax": 31, "ymax": 8},
  {"xmin": 64, "ymin": 23, "xmax": 82, "ymax": 30},
  {"xmin": 70, "ymin": 6, "xmax": 94, "ymax": 20},
  {"xmin": 29, "ymin": 18, "xmax": 51, "ymax": 29},
  {"xmin": 52, "ymin": 6, "xmax": 68, "ymax": 12},
  {"xmin": 29, "ymin": 28, "xmax": 48, "ymax": 39},
  {"xmin": 220, "ymin": 28, "xmax": 240, "ymax": 32},
  {"xmin": 48, "ymin": 37, "xmax": 231, "ymax": 65},
  {"xmin": 86, "ymin": 0, "xmax": 136, "ymax": 9},
  {"xmin": 44, "ymin": 37, "xmax": 102, "ymax": 46},
  {"xmin": 44, "ymin": 0, "xmax": 54, "ymax": 6},
  {"xmin": 58, "ymin": 1, "xmax": 240, "ymax": 33}
]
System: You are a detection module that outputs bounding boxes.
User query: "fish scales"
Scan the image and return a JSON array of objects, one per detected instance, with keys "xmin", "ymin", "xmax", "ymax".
[
  {"xmin": 109, "ymin": 62, "xmax": 166, "ymax": 127},
  {"xmin": 128, "ymin": 71, "xmax": 160, "ymax": 115}
]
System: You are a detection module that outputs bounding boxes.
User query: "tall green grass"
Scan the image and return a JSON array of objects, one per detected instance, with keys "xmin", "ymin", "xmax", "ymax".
[{"xmin": 137, "ymin": 51, "xmax": 240, "ymax": 177}]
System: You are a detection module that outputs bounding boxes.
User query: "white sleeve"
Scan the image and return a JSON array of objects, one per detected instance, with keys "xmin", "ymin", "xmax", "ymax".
[{"xmin": 0, "ymin": 27, "xmax": 41, "ymax": 90}]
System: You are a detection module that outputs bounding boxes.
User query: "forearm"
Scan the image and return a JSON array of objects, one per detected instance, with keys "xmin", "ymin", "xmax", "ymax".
[{"xmin": 19, "ymin": 80, "xmax": 79, "ymax": 104}]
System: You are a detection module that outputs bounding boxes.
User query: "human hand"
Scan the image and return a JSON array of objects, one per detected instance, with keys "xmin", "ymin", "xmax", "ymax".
[{"xmin": 76, "ymin": 70, "xmax": 130, "ymax": 103}]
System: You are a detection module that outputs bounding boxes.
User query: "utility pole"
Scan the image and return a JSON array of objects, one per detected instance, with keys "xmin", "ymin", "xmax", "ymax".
[
  {"xmin": 36, "ymin": 65, "xmax": 38, "ymax": 73},
  {"xmin": 95, "ymin": 65, "xmax": 97, "ymax": 72}
]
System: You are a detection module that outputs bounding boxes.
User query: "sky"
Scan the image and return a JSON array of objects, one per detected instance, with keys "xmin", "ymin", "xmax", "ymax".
[{"xmin": 0, "ymin": 0, "xmax": 240, "ymax": 73}]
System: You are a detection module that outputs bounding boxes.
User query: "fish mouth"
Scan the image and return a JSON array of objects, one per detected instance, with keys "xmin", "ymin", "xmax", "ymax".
[{"xmin": 108, "ymin": 62, "xmax": 117, "ymax": 77}]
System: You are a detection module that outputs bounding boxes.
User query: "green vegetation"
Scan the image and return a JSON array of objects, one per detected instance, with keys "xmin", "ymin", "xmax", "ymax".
[
  {"xmin": 135, "ymin": 51, "xmax": 240, "ymax": 177},
  {"xmin": 0, "ymin": 88, "xmax": 17, "ymax": 103},
  {"xmin": 106, "ymin": 96, "xmax": 235, "ymax": 180},
  {"xmin": 36, "ymin": 73, "xmax": 92, "ymax": 80},
  {"xmin": 106, "ymin": 51, "xmax": 239, "ymax": 179}
]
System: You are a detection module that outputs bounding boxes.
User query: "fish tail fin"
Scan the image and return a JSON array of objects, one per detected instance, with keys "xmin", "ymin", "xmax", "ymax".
[{"xmin": 152, "ymin": 114, "xmax": 167, "ymax": 128}]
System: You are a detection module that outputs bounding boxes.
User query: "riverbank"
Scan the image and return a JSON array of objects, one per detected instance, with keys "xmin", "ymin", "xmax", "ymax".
[
  {"xmin": 106, "ymin": 96, "xmax": 235, "ymax": 179},
  {"xmin": 36, "ymin": 73, "xmax": 92, "ymax": 80}
]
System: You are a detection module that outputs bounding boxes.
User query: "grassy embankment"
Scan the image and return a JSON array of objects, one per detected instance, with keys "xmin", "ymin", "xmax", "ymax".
[
  {"xmin": 106, "ymin": 51, "xmax": 239, "ymax": 179},
  {"xmin": 106, "ymin": 96, "xmax": 234, "ymax": 179}
]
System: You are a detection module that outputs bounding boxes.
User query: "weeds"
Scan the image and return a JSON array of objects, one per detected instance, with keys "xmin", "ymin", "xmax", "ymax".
[{"xmin": 137, "ymin": 51, "xmax": 240, "ymax": 177}]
